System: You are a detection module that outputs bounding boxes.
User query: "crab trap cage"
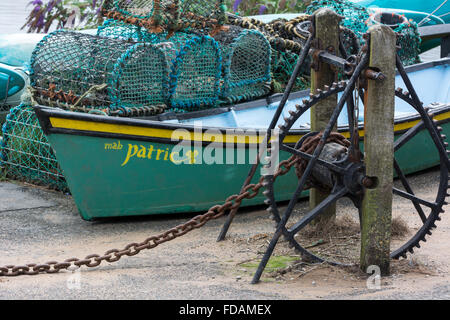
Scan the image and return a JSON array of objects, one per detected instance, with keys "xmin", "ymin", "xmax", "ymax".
[
  {"xmin": 98, "ymin": 23, "xmax": 223, "ymax": 112},
  {"xmin": 97, "ymin": 20, "xmax": 271, "ymax": 109},
  {"xmin": 214, "ymin": 26, "xmax": 272, "ymax": 104},
  {"xmin": 306, "ymin": 0, "xmax": 421, "ymax": 65},
  {"xmin": 161, "ymin": 32, "xmax": 223, "ymax": 111},
  {"xmin": 102, "ymin": 0, "xmax": 226, "ymax": 33},
  {"xmin": 30, "ymin": 30, "xmax": 171, "ymax": 115},
  {"xmin": 0, "ymin": 104, "xmax": 67, "ymax": 191}
]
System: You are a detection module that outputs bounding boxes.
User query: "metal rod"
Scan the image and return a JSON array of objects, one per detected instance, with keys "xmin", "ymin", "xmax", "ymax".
[
  {"xmin": 280, "ymin": 144, "xmax": 346, "ymax": 174},
  {"xmin": 394, "ymin": 120, "xmax": 424, "ymax": 152},
  {"xmin": 396, "ymin": 55, "xmax": 450, "ymax": 169},
  {"xmin": 217, "ymin": 33, "xmax": 314, "ymax": 242},
  {"xmin": 252, "ymin": 54, "xmax": 369, "ymax": 284},
  {"xmin": 418, "ymin": 0, "xmax": 448, "ymax": 27},
  {"xmin": 288, "ymin": 186, "xmax": 348, "ymax": 235},
  {"xmin": 393, "ymin": 188, "xmax": 438, "ymax": 209},
  {"xmin": 393, "ymin": 159, "xmax": 427, "ymax": 223}
]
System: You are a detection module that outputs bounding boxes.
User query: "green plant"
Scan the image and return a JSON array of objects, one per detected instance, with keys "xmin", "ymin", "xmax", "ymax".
[
  {"xmin": 226, "ymin": 0, "xmax": 309, "ymax": 16},
  {"xmin": 23, "ymin": 0, "xmax": 104, "ymax": 33}
]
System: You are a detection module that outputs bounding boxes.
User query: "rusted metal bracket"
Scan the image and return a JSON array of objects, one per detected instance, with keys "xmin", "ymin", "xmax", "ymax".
[{"xmin": 311, "ymin": 44, "xmax": 358, "ymax": 76}]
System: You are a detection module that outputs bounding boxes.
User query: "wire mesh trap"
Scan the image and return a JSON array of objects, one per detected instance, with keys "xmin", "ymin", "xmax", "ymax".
[
  {"xmin": 0, "ymin": 104, "xmax": 67, "ymax": 191},
  {"xmin": 306, "ymin": 0, "xmax": 421, "ymax": 66},
  {"xmin": 30, "ymin": 30, "xmax": 170, "ymax": 115},
  {"xmin": 98, "ymin": 22, "xmax": 223, "ymax": 112},
  {"xmin": 96, "ymin": 18, "xmax": 158, "ymax": 42},
  {"xmin": 102, "ymin": 0, "xmax": 226, "ymax": 33},
  {"xmin": 214, "ymin": 25, "xmax": 272, "ymax": 104}
]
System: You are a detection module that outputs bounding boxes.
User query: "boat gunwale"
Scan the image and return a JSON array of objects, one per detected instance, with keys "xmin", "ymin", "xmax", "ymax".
[{"xmin": 34, "ymin": 57, "xmax": 450, "ymax": 146}]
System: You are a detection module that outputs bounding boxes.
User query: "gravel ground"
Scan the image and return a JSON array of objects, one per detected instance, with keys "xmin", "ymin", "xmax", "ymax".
[{"xmin": 0, "ymin": 167, "xmax": 449, "ymax": 300}]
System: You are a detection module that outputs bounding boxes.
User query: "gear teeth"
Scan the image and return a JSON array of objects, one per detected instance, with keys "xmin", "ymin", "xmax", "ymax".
[
  {"xmin": 262, "ymin": 190, "xmax": 270, "ymax": 197},
  {"xmin": 408, "ymin": 248, "xmax": 414, "ymax": 254},
  {"xmin": 401, "ymin": 253, "xmax": 407, "ymax": 259},
  {"xmin": 289, "ymin": 110, "xmax": 296, "ymax": 116},
  {"xmin": 437, "ymin": 126, "xmax": 443, "ymax": 132},
  {"xmin": 324, "ymin": 85, "xmax": 330, "ymax": 91},
  {"xmin": 331, "ymin": 82, "xmax": 338, "ymax": 89},
  {"xmin": 416, "ymin": 244, "xmax": 421, "ymax": 249},
  {"xmin": 302, "ymin": 99, "xmax": 309, "ymax": 105},
  {"xmin": 396, "ymin": 87, "xmax": 403, "ymax": 93},
  {"xmin": 263, "ymin": 199, "xmax": 271, "ymax": 205},
  {"xmin": 315, "ymin": 89, "xmax": 322, "ymax": 94},
  {"xmin": 441, "ymin": 134, "xmax": 447, "ymax": 140}
]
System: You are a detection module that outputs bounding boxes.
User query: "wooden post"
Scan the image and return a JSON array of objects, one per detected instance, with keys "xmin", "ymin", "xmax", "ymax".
[
  {"xmin": 310, "ymin": 8, "xmax": 341, "ymax": 226},
  {"xmin": 360, "ymin": 25, "xmax": 396, "ymax": 276}
]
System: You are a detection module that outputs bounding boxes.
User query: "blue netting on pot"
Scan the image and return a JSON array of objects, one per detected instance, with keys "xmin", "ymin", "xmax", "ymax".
[
  {"xmin": 97, "ymin": 18, "xmax": 159, "ymax": 42},
  {"xmin": 306, "ymin": 0, "xmax": 421, "ymax": 65},
  {"xmin": 0, "ymin": 104, "xmax": 67, "ymax": 191},
  {"xmin": 102, "ymin": 0, "xmax": 226, "ymax": 33},
  {"xmin": 30, "ymin": 30, "xmax": 170, "ymax": 115},
  {"xmin": 214, "ymin": 25, "xmax": 272, "ymax": 104},
  {"xmin": 167, "ymin": 33, "xmax": 222, "ymax": 112}
]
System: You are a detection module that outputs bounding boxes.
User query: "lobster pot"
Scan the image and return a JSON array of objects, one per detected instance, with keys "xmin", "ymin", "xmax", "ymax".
[
  {"xmin": 167, "ymin": 33, "xmax": 222, "ymax": 111},
  {"xmin": 215, "ymin": 26, "xmax": 272, "ymax": 104},
  {"xmin": 396, "ymin": 23, "xmax": 421, "ymax": 66},
  {"xmin": 367, "ymin": 12, "xmax": 421, "ymax": 66},
  {"xmin": 103, "ymin": 0, "xmax": 226, "ymax": 32},
  {"xmin": 306, "ymin": 0, "xmax": 421, "ymax": 66},
  {"xmin": 97, "ymin": 25, "xmax": 222, "ymax": 111},
  {"xmin": 0, "ymin": 104, "xmax": 67, "ymax": 191},
  {"xmin": 306, "ymin": 0, "xmax": 370, "ymax": 41},
  {"xmin": 30, "ymin": 31, "xmax": 170, "ymax": 113},
  {"xmin": 97, "ymin": 19, "xmax": 159, "ymax": 42}
]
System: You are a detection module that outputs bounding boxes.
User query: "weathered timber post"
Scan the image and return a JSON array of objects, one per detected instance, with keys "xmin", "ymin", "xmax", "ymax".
[
  {"xmin": 360, "ymin": 25, "xmax": 397, "ymax": 276},
  {"xmin": 310, "ymin": 8, "xmax": 342, "ymax": 226}
]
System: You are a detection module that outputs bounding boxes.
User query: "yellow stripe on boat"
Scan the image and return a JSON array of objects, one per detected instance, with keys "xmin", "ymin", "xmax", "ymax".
[{"xmin": 49, "ymin": 111, "xmax": 450, "ymax": 145}]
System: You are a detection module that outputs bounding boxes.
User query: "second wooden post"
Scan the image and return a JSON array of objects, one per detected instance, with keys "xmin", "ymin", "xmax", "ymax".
[
  {"xmin": 310, "ymin": 8, "xmax": 341, "ymax": 226},
  {"xmin": 360, "ymin": 25, "xmax": 397, "ymax": 276}
]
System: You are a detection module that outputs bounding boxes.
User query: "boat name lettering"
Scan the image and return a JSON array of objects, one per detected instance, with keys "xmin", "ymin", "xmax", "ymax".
[{"xmin": 106, "ymin": 142, "xmax": 198, "ymax": 166}]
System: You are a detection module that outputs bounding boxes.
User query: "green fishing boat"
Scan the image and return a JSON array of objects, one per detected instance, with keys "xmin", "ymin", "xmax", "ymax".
[{"xmin": 34, "ymin": 58, "xmax": 450, "ymax": 220}]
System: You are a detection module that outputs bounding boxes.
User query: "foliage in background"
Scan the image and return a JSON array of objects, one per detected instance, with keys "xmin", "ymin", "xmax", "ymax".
[
  {"xmin": 227, "ymin": 0, "xmax": 309, "ymax": 16},
  {"xmin": 24, "ymin": 0, "xmax": 310, "ymax": 33},
  {"xmin": 23, "ymin": 0, "xmax": 104, "ymax": 33}
]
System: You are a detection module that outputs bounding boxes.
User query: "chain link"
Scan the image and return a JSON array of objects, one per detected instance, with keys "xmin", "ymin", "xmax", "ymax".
[
  {"xmin": 1, "ymin": 130, "xmax": 352, "ymax": 277},
  {"xmin": 0, "ymin": 157, "xmax": 299, "ymax": 277}
]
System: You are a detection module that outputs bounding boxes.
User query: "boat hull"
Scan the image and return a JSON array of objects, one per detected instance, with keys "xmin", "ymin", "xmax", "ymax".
[{"xmin": 36, "ymin": 107, "xmax": 450, "ymax": 220}]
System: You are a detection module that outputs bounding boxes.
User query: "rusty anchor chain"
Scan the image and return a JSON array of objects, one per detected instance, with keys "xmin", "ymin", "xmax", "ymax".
[
  {"xmin": 0, "ymin": 155, "xmax": 300, "ymax": 277},
  {"xmin": 0, "ymin": 129, "xmax": 350, "ymax": 277}
]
